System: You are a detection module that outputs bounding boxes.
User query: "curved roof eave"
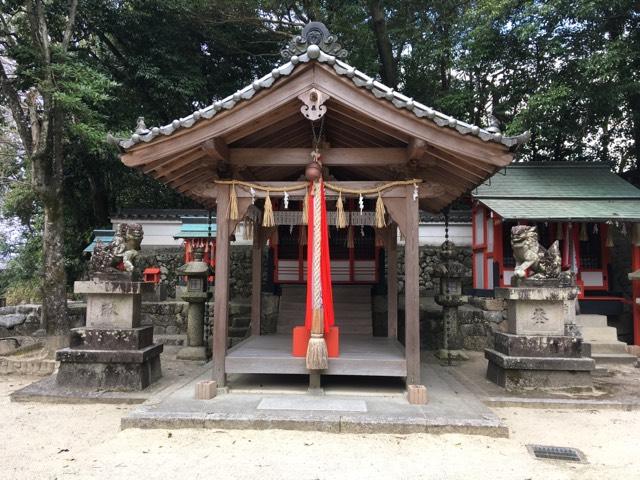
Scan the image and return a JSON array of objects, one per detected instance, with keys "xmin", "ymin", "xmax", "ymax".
[{"xmin": 116, "ymin": 49, "xmax": 530, "ymax": 152}]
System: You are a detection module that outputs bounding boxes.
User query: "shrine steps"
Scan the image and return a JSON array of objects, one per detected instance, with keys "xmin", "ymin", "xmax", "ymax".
[
  {"xmin": 576, "ymin": 314, "xmax": 637, "ymax": 365},
  {"xmin": 277, "ymin": 285, "xmax": 373, "ymax": 335}
]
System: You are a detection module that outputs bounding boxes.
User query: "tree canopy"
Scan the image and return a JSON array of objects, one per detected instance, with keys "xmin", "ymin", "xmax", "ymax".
[{"xmin": 0, "ymin": 0, "xmax": 639, "ymax": 310}]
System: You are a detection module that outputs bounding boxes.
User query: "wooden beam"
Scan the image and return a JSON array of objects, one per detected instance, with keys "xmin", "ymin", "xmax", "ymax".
[
  {"xmin": 175, "ymin": 173, "xmax": 217, "ymax": 194},
  {"xmin": 201, "ymin": 137, "xmax": 229, "ymax": 163},
  {"xmin": 213, "ymin": 184, "xmax": 231, "ymax": 386},
  {"xmin": 427, "ymin": 145, "xmax": 495, "ymax": 174},
  {"xmin": 229, "ymin": 148, "xmax": 408, "ymax": 167},
  {"xmin": 142, "ymin": 147, "xmax": 202, "ymax": 174},
  {"xmin": 404, "ymin": 185, "xmax": 421, "ymax": 386},
  {"xmin": 193, "ymin": 181, "xmax": 444, "ymax": 200},
  {"xmin": 167, "ymin": 168, "xmax": 210, "ymax": 189},
  {"xmin": 408, "ymin": 138, "xmax": 427, "ymax": 165},
  {"xmin": 387, "ymin": 225, "xmax": 398, "ymax": 340}
]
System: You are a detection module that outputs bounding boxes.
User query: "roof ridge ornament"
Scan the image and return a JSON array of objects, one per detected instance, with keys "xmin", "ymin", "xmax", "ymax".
[{"xmin": 281, "ymin": 21, "xmax": 348, "ymax": 60}]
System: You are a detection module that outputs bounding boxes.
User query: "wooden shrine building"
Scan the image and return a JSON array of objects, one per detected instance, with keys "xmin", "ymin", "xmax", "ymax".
[{"xmin": 115, "ymin": 22, "xmax": 528, "ymax": 397}]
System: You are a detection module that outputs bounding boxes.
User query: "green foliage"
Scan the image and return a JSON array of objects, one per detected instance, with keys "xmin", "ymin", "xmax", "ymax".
[{"xmin": 1, "ymin": 0, "xmax": 640, "ymax": 295}]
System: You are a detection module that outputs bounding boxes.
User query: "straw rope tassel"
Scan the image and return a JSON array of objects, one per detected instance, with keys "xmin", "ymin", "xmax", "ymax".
[
  {"xmin": 229, "ymin": 184, "xmax": 238, "ymax": 220},
  {"xmin": 301, "ymin": 188, "xmax": 309, "ymax": 225},
  {"xmin": 375, "ymin": 192, "xmax": 386, "ymax": 229},
  {"xmin": 299, "ymin": 225, "xmax": 307, "ymax": 245},
  {"xmin": 336, "ymin": 192, "xmax": 347, "ymax": 229},
  {"xmin": 306, "ymin": 180, "xmax": 328, "ymax": 371},
  {"xmin": 262, "ymin": 191, "xmax": 275, "ymax": 227},
  {"xmin": 606, "ymin": 224, "xmax": 614, "ymax": 247},
  {"xmin": 580, "ymin": 223, "xmax": 588, "ymax": 242}
]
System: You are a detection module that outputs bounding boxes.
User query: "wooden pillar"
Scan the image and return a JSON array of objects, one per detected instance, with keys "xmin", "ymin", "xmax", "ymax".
[
  {"xmin": 387, "ymin": 225, "xmax": 398, "ymax": 340},
  {"xmin": 404, "ymin": 186, "xmax": 421, "ymax": 386},
  {"xmin": 213, "ymin": 184, "xmax": 230, "ymax": 387},
  {"xmin": 250, "ymin": 227, "xmax": 262, "ymax": 336}
]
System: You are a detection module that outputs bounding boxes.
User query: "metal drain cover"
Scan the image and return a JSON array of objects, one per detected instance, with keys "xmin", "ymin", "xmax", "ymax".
[{"xmin": 527, "ymin": 445, "xmax": 586, "ymax": 463}]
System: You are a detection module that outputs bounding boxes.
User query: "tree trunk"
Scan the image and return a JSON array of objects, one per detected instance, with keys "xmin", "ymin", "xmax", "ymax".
[
  {"xmin": 629, "ymin": 92, "xmax": 640, "ymax": 171},
  {"xmin": 42, "ymin": 195, "xmax": 68, "ymax": 334},
  {"xmin": 88, "ymin": 172, "xmax": 110, "ymax": 226},
  {"xmin": 367, "ymin": 0, "xmax": 398, "ymax": 88}
]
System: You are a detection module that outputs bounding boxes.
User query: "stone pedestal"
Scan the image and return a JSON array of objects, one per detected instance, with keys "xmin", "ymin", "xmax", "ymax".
[
  {"xmin": 485, "ymin": 280, "xmax": 594, "ymax": 391},
  {"xmin": 177, "ymin": 291, "xmax": 209, "ymax": 361},
  {"xmin": 56, "ymin": 279, "xmax": 163, "ymax": 391}
]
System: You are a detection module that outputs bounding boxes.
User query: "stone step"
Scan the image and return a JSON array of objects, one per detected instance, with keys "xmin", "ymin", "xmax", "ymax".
[
  {"xmin": 586, "ymin": 342, "xmax": 630, "ymax": 354},
  {"xmin": 228, "ymin": 326, "xmax": 249, "ymax": 338},
  {"xmin": 230, "ymin": 316, "xmax": 251, "ymax": 328},
  {"xmin": 576, "ymin": 314, "xmax": 608, "ymax": 328},
  {"xmin": 229, "ymin": 303, "xmax": 251, "ymax": 316},
  {"xmin": 591, "ymin": 353, "xmax": 637, "ymax": 365},
  {"xmin": 580, "ymin": 326, "xmax": 619, "ymax": 343},
  {"xmin": 153, "ymin": 334, "xmax": 186, "ymax": 346}
]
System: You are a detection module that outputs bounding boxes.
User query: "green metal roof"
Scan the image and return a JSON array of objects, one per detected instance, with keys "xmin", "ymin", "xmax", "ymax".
[
  {"xmin": 174, "ymin": 217, "xmax": 217, "ymax": 239},
  {"xmin": 83, "ymin": 229, "xmax": 115, "ymax": 253},
  {"xmin": 473, "ymin": 163, "xmax": 640, "ymax": 221}
]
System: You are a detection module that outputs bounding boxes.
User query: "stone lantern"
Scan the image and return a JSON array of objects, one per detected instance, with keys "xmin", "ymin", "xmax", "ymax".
[
  {"xmin": 433, "ymin": 240, "xmax": 468, "ymax": 361},
  {"xmin": 176, "ymin": 247, "xmax": 213, "ymax": 361}
]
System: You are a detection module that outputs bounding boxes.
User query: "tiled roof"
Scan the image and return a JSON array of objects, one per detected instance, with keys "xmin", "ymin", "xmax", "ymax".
[
  {"xmin": 473, "ymin": 163, "xmax": 640, "ymax": 221},
  {"xmin": 473, "ymin": 163, "xmax": 640, "ymax": 199},
  {"xmin": 174, "ymin": 216, "xmax": 217, "ymax": 239},
  {"xmin": 115, "ymin": 24, "xmax": 529, "ymax": 152},
  {"xmin": 83, "ymin": 229, "xmax": 115, "ymax": 253},
  {"xmin": 110, "ymin": 209, "xmax": 210, "ymax": 220}
]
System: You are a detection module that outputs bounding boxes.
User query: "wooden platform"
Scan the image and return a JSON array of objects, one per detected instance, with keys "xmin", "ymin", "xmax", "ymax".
[{"xmin": 226, "ymin": 334, "xmax": 407, "ymax": 377}]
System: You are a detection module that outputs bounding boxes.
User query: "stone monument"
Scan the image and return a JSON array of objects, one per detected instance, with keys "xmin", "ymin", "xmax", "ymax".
[
  {"xmin": 176, "ymin": 247, "xmax": 212, "ymax": 361},
  {"xmin": 56, "ymin": 224, "xmax": 163, "ymax": 390},
  {"xmin": 433, "ymin": 240, "xmax": 468, "ymax": 361},
  {"xmin": 485, "ymin": 226, "xmax": 594, "ymax": 391}
]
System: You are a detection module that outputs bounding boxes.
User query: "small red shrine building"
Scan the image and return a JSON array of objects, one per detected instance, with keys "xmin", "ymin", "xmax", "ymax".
[{"xmin": 472, "ymin": 163, "xmax": 640, "ymax": 345}]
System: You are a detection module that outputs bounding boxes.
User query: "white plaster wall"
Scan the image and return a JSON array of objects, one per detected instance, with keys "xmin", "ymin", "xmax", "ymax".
[
  {"xmin": 419, "ymin": 223, "xmax": 472, "ymax": 246},
  {"xmin": 111, "ymin": 219, "xmax": 182, "ymax": 247}
]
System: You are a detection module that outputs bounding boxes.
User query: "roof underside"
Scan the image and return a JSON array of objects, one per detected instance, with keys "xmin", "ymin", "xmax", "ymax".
[
  {"xmin": 474, "ymin": 164, "xmax": 640, "ymax": 221},
  {"xmin": 119, "ymin": 55, "xmax": 526, "ymax": 213}
]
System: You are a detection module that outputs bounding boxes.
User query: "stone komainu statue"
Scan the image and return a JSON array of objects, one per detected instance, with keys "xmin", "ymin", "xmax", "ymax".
[
  {"xmin": 89, "ymin": 223, "xmax": 144, "ymax": 274},
  {"xmin": 511, "ymin": 225, "xmax": 561, "ymax": 279}
]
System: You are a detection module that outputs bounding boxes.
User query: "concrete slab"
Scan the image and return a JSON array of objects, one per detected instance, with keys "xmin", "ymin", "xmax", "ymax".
[
  {"xmin": 257, "ymin": 397, "xmax": 367, "ymax": 412},
  {"xmin": 121, "ymin": 358, "xmax": 508, "ymax": 437}
]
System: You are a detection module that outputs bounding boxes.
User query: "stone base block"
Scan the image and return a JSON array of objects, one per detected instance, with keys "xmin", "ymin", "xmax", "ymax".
[
  {"xmin": 407, "ymin": 384, "xmax": 428, "ymax": 405},
  {"xmin": 177, "ymin": 346, "xmax": 208, "ymax": 361},
  {"xmin": 493, "ymin": 332, "xmax": 588, "ymax": 358},
  {"xmin": 70, "ymin": 326, "xmax": 153, "ymax": 350},
  {"xmin": 56, "ymin": 343, "xmax": 163, "ymax": 391},
  {"xmin": 486, "ymin": 360, "xmax": 593, "ymax": 391},
  {"xmin": 195, "ymin": 380, "xmax": 217, "ymax": 400},
  {"xmin": 485, "ymin": 349, "xmax": 594, "ymax": 391}
]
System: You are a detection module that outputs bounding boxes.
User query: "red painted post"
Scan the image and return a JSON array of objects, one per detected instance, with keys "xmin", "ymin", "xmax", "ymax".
[{"xmin": 631, "ymin": 245, "xmax": 640, "ymax": 346}]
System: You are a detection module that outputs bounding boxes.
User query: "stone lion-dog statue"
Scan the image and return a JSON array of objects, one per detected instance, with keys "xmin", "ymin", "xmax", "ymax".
[{"xmin": 511, "ymin": 225, "xmax": 561, "ymax": 279}]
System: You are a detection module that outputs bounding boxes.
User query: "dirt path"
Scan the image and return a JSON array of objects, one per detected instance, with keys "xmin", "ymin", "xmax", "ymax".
[{"xmin": 2, "ymin": 375, "xmax": 639, "ymax": 480}]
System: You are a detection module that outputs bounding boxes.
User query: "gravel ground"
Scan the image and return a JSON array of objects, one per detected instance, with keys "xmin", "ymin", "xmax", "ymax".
[{"xmin": 2, "ymin": 375, "xmax": 639, "ymax": 480}]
